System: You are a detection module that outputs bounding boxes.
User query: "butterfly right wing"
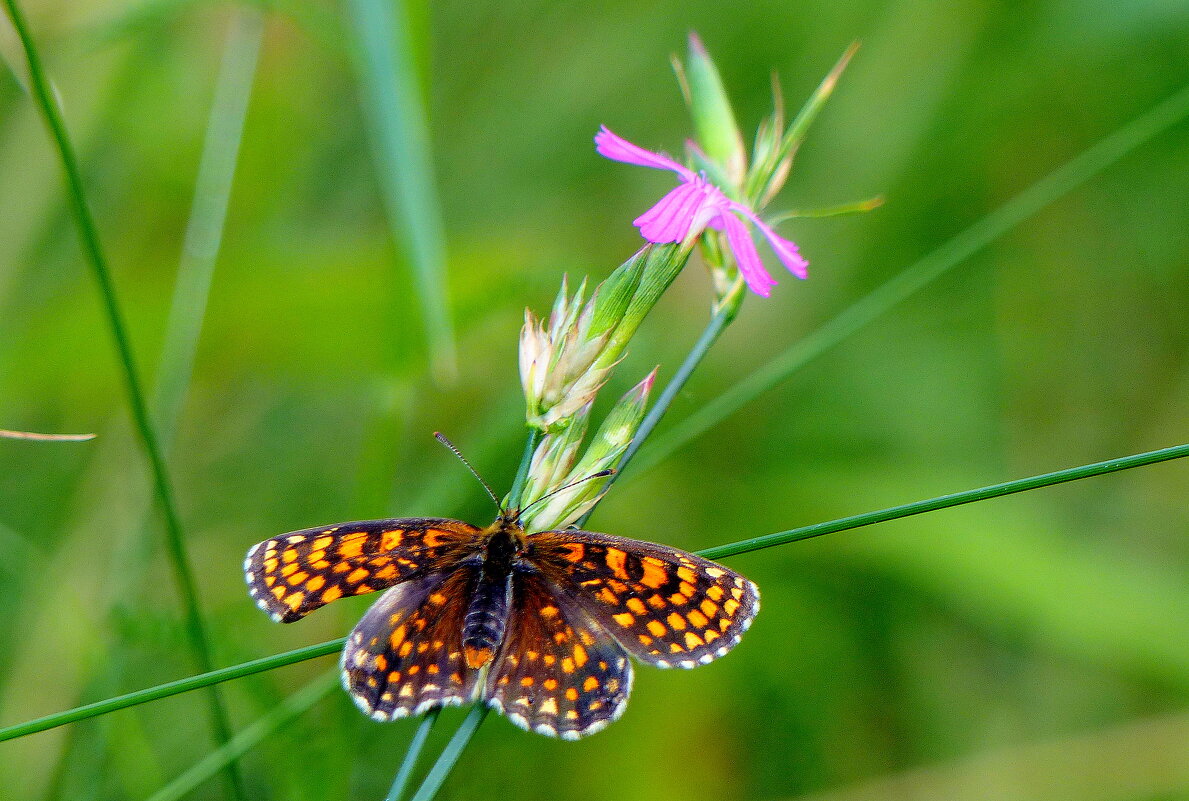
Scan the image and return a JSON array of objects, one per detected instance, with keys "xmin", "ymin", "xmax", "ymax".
[
  {"xmin": 527, "ymin": 529, "xmax": 760, "ymax": 669},
  {"xmin": 244, "ymin": 518, "xmax": 480, "ymax": 622},
  {"xmin": 485, "ymin": 566, "xmax": 633, "ymax": 740}
]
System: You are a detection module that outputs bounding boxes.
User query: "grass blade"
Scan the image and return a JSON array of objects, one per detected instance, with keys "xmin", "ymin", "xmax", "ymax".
[
  {"xmin": 1, "ymin": 1, "xmax": 245, "ymax": 795},
  {"xmin": 346, "ymin": 0, "xmax": 457, "ymax": 382},
  {"xmin": 153, "ymin": 6, "xmax": 264, "ymax": 447},
  {"xmin": 634, "ymin": 81, "xmax": 1189, "ymax": 477},
  {"xmin": 145, "ymin": 671, "xmax": 339, "ymax": 801}
]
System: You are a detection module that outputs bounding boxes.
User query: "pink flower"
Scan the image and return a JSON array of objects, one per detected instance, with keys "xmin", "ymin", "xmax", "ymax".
[{"xmin": 595, "ymin": 125, "xmax": 808, "ymax": 297}]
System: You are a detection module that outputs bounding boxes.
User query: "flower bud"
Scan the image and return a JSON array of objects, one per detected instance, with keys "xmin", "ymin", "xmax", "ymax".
[
  {"xmin": 521, "ymin": 369, "xmax": 655, "ymax": 531},
  {"xmin": 682, "ymin": 33, "xmax": 747, "ymax": 186}
]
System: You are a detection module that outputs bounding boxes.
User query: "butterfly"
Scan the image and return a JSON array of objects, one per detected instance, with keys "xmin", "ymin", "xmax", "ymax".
[{"xmin": 244, "ymin": 505, "xmax": 759, "ymax": 739}]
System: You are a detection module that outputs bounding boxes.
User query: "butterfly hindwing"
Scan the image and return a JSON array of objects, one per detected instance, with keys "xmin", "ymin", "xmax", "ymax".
[
  {"xmin": 486, "ymin": 567, "xmax": 633, "ymax": 740},
  {"xmin": 244, "ymin": 518, "xmax": 480, "ymax": 622},
  {"xmin": 527, "ymin": 529, "xmax": 760, "ymax": 669},
  {"xmin": 341, "ymin": 568, "xmax": 483, "ymax": 720}
]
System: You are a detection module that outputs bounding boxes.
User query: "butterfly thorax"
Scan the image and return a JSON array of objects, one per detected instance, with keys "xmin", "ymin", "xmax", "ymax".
[{"xmin": 460, "ymin": 513, "xmax": 526, "ymax": 669}]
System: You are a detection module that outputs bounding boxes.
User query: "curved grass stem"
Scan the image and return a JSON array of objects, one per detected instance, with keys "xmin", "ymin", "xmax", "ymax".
[{"xmin": 1, "ymin": 0, "xmax": 244, "ymax": 796}]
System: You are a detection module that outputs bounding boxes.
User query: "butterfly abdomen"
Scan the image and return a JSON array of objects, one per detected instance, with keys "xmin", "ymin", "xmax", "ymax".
[{"xmin": 461, "ymin": 522, "xmax": 520, "ymax": 668}]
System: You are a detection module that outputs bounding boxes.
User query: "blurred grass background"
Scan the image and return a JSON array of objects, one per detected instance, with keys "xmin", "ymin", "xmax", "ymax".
[{"xmin": 1, "ymin": 0, "xmax": 1187, "ymax": 799}]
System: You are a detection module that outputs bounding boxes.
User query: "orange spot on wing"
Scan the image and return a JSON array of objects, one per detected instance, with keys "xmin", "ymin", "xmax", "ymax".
[
  {"xmin": 666, "ymin": 612, "xmax": 687, "ymax": 630},
  {"xmin": 583, "ymin": 676, "xmax": 599, "ymax": 692},
  {"xmin": 565, "ymin": 688, "xmax": 578, "ymax": 701},
  {"xmin": 646, "ymin": 620, "xmax": 666, "ymax": 637},
  {"xmin": 723, "ymin": 599, "xmax": 741, "ymax": 616},
  {"xmin": 677, "ymin": 566, "xmax": 696, "ymax": 583},
  {"xmin": 321, "ymin": 585, "xmax": 342, "ymax": 603},
  {"xmin": 605, "ymin": 548, "xmax": 629, "ymax": 580},
  {"xmin": 687, "ymin": 609, "xmax": 709, "ymax": 628},
  {"xmin": 380, "ymin": 530, "xmax": 403, "ymax": 550},
  {"xmin": 347, "ymin": 567, "xmax": 370, "ymax": 584},
  {"xmin": 285, "ymin": 591, "xmax": 304, "ymax": 610},
  {"xmin": 337, "ymin": 534, "xmax": 366, "ymax": 558},
  {"xmin": 520, "ymin": 676, "xmax": 535, "ymax": 687},
  {"xmin": 701, "ymin": 599, "xmax": 719, "ymax": 618},
  {"xmin": 684, "ymin": 632, "xmax": 705, "ymax": 649},
  {"xmin": 572, "ymin": 645, "xmax": 588, "ymax": 667},
  {"xmin": 612, "ymin": 613, "xmax": 635, "ymax": 628},
  {"xmin": 288, "ymin": 571, "xmax": 309, "ymax": 586},
  {"xmin": 707, "ymin": 585, "xmax": 725, "ymax": 601},
  {"xmin": 597, "ymin": 587, "xmax": 618, "ymax": 605},
  {"xmin": 312, "ymin": 536, "xmax": 333, "ymax": 551},
  {"xmin": 558, "ymin": 543, "xmax": 585, "ymax": 563},
  {"xmin": 374, "ymin": 563, "xmax": 398, "ymax": 580},
  {"xmin": 640, "ymin": 557, "xmax": 668, "ymax": 589},
  {"xmin": 626, "ymin": 597, "xmax": 647, "ymax": 615}
]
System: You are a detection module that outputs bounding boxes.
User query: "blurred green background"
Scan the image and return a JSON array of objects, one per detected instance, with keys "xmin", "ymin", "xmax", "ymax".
[{"xmin": 1, "ymin": 0, "xmax": 1187, "ymax": 799}]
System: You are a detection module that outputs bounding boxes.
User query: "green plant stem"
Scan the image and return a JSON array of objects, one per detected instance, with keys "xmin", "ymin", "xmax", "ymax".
[
  {"xmin": 576, "ymin": 302, "xmax": 736, "ymax": 528},
  {"xmin": 634, "ymin": 81, "xmax": 1189, "ymax": 476},
  {"xmin": 407, "ymin": 705, "xmax": 489, "ymax": 801},
  {"xmin": 347, "ymin": 0, "xmax": 457, "ymax": 382},
  {"xmin": 6, "ymin": 443, "xmax": 1184, "ymax": 746},
  {"xmin": 386, "ymin": 709, "xmax": 441, "ymax": 801},
  {"xmin": 698, "ymin": 443, "xmax": 1189, "ymax": 560},
  {"xmin": 145, "ymin": 671, "xmax": 339, "ymax": 801},
  {"xmin": 2, "ymin": 1, "xmax": 242, "ymax": 796},
  {"xmin": 0, "ymin": 638, "xmax": 344, "ymax": 743}
]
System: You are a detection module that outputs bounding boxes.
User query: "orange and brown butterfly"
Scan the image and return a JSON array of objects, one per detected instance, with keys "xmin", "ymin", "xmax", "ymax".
[{"xmin": 244, "ymin": 504, "xmax": 759, "ymax": 739}]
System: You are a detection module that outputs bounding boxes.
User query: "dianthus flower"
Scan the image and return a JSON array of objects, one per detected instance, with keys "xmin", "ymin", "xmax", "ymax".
[{"xmin": 595, "ymin": 125, "xmax": 808, "ymax": 297}]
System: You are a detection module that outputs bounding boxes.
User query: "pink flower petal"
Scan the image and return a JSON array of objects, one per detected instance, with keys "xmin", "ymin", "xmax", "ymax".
[
  {"xmin": 595, "ymin": 126, "xmax": 694, "ymax": 180},
  {"xmin": 735, "ymin": 205, "xmax": 810, "ymax": 279},
  {"xmin": 721, "ymin": 211, "xmax": 777, "ymax": 297},
  {"xmin": 633, "ymin": 181, "xmax": 707, "ymax": 243}
]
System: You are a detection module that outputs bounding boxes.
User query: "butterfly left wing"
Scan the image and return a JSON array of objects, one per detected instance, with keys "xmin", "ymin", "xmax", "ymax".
[
  {"xmin": 485, "ymin": 567, "xmax": 633, "ymax": 740},
  {"xmin": 341, "ymin": 567, "xmax": 483, "ymax": 720},
  {"xmin": 244, "ymin": 518, "xmax": 479, "ymax": 622},
  {"xmin": 526, "ymin": 529, "xmax": 760, "ymax": 669}
]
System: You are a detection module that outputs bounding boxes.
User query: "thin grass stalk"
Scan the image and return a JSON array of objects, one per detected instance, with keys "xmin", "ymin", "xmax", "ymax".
[
  {"xmin": 0, "ymin": 638, "xmax": 344, "ymax": 742},
  {"xmin": 0, "ymin": 1, "xmax": 243, "ymax": 795},
  {"xmin": 407, "ymin": 705, "xmax": 489, "ymax": 801},
  {"xmin": 1, "ymin": 443, "xmax": 1184, "ymax": 743},
  {"xmin": 576, "ymin": 300, "xmax": 736, "ymax": 528},
  {"xmin": 386, "ymin": 709, "xmax": 441, "ymax": 801},
  {"xmin": 346, "ymin": 0, "xmax": 457, "ymax": 382},
  {"xmin": 145, "ymin": 671, "xmax": 339, "ymax": 801},
  {"xmin": 633, "ymin": 81, "xmax": 1189, "ymax": 476}
]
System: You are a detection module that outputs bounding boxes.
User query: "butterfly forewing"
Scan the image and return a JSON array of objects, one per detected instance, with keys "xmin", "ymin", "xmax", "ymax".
[
  {"xmin": 244, "ymin": 518, "xmax": 480, "ymax": 622},
  {"xmin": 528, "ymin": 530, "xmax": 760, "ymax": 669},
  {"xmin": 486, "ymin": 568, "xmax": 633, "ymax": 739},
  {"xmin": 341, "ymin": 568, "xmax": 483, "ymax": 720}
]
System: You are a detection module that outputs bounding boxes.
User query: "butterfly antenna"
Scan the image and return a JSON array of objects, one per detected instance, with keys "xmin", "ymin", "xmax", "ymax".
[
  {"xmin": 434, "ymin": 432, "xmax": 500, "ymax": 509},
  {"xmin": 519, "ymin": 468, "xmax": 615, "ymax": 517}
]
